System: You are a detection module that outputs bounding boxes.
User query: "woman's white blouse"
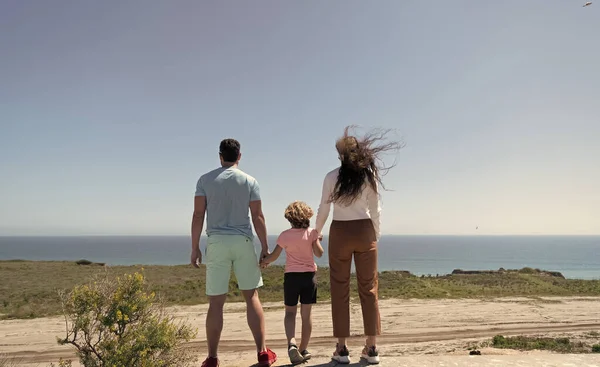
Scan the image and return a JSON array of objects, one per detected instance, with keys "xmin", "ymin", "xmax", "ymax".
[{"xmin": 315, "ymin": 168, "xmax": 381, "ymax": 239}]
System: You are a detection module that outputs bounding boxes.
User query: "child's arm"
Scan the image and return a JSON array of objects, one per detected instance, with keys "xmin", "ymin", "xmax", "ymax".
[
  {"xmin": 261, "ymin": 245, "xmax": 283, "ymax": 265},
  {"xmin": 312, "ymin": 238, "xmax": 324, "ymax": 258}
]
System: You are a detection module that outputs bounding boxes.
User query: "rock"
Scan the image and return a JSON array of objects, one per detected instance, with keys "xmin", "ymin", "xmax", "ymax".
[
  {"xmin": 451, "ymin": 268, "xmax": 564, "ymax": 278},
  {"xmin": 452, "ymin": 269, "xmax": 497, "ymax": 275},
  {"xmin": 381, "ymin": 270, "xmax": 413, "ymax": 277},
  {"xmin": 469, "ymin": 350, "xmax": 481, "ymax": 355},
  {"xmin": 545, "ymin": 271, "xmax": 565, "ymax": 279}
]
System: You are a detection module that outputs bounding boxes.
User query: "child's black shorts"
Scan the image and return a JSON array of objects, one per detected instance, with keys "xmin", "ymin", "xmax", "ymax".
[{"xmin": 284, "ymin": 272, "xmax": 317, "ymax": 306}]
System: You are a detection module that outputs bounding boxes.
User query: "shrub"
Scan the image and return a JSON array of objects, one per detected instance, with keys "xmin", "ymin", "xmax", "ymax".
[
  {"xmin": 49, "ymin": 359, "xmax": 72, "ymax": 367},
  {"xmin": 492, "ymin": 335, "xmax": 506, "ymax": 346},
  {"xmin": 592, "ymin": 344, "xmax": 600, "ymax": 353},
  {"xmin": 491, "ymin": 335, "xmax": 583, "ymax": 353},
  {"xmin": 58, "ymin": 271, "xmax": 196, "ymax": 367}
]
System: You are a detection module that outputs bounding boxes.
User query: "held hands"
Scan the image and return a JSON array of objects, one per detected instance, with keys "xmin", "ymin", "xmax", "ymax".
[
  {"xmin": 259, "ymin": 258, "xmax": 271, "ymax": 269},
  {"xmin": 260, "ymin": 248, "xmax": 270, "ymax": 261},
  {"xmin": 259, "ymin": 248, "xmax": 271, "ymax": 269},
  {"xmin": 191, "ymin": 247, "xmax": 202, "ymax": 268}
]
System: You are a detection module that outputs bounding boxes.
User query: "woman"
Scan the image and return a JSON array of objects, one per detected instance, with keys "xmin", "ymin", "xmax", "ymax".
[{"xmin": 315, "ymin": 126, "xmax": 400, "ymax": 365}]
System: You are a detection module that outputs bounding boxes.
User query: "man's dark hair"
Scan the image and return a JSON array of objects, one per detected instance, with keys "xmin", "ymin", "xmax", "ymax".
[{"xmin": 219, "ymin": 139, "xmax": 241, "ymax": 163}]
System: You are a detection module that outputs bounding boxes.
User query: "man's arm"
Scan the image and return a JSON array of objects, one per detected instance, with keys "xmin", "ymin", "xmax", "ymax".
[
  {"xmin": 249, "ymin": 179, "xmax": 268, "ymax": 257},
  {"xmin": 191, "ymin": 195, "xmax": 206, "ymax": 251},
  {"xmin": 250, "ymin": 200, "xmax": 268, "ymax": 255}
]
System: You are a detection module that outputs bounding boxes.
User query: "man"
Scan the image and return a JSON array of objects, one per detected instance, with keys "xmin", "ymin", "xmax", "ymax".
[{"xmin": 191, "ymin": 138, "xmax": 277, "ymax": 367}]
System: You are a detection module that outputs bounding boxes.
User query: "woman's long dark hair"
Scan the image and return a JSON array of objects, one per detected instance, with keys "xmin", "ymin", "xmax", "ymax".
[{"xmin": 329, "ymin": 126, "xmax": 403, "ymax": 205}]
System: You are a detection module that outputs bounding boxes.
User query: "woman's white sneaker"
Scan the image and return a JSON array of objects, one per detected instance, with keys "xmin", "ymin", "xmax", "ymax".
[
  {"xmin": 332, "ymin": 344, "xmax": 351, "ymax": 364},
  {"xmin": 361, "ymin": 346, "xmax": 380, "ymax": 364}
]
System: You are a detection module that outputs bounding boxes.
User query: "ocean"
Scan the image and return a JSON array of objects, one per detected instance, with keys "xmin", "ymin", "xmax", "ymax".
[{"xmin": 0, "ymin": 235, "xmax": 599, "ymax": 280}]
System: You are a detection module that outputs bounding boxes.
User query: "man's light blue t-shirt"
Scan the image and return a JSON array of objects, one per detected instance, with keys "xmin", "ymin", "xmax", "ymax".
[{"xmin": 195, "ymin": 167, "xmax": 260, "ymax": 239}]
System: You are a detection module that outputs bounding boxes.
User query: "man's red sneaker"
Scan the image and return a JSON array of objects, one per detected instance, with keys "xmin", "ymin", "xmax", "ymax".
[
  {"xmin": 201, "ymin": 356, "xmax": 219, "ymax": 367},
  {"xmin": 257, "ymin": 348, "xmax": 277, "ymax": 366}
]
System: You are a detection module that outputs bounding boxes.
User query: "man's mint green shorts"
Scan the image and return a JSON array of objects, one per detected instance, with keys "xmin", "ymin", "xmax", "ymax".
[{"xmin": 205, "ymin": 235, "xmax": 264, "ymax": 296}]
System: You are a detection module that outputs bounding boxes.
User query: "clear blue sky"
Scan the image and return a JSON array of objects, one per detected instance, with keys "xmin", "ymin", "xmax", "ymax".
[{"xmin": 1, "ymin": 1, "xmax": 599, "ymax": 236}]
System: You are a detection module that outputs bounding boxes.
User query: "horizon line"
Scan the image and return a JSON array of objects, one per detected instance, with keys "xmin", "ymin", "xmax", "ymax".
[{"xmin": 1, "ymin": 233, "xmax": 599, "ymax": 237}]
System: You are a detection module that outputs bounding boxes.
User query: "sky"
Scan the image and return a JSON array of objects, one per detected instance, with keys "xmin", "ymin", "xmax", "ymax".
[{"xmin": 1, "ymin": 0, "xmax": 599, "ymax": 236}]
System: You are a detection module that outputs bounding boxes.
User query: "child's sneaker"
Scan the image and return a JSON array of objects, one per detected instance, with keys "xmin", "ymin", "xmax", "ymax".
[
  {"xmin": 201, "ymin": 356, "xmax": 219, "ymax": 367},
  {"xmin": 301, "ymin": 349, "xmax": 312, "ymax": 361},
  {"xmin": 257, "ymin": 348, "xmax": 277, "ymax": 366},
  {"xmin": 332, "ymin": 344, "xmax": 351, "ymax": 364},
  {"xmin": 361, "ymin": 345, "xmax": 380, "ymax": 364},
  {"xmin": 288, "ymin": 344, "xmax": 304, "ymax": 365}
]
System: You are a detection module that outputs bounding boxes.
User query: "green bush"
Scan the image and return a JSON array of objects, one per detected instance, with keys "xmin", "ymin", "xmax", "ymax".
[
  {"xmin": 58, "ymin": 271, "xmax": 196, "ymax": 367},
  {"xmin": 492, "ymin": 335, "xmax": 506, "ymax": 346},
  {"xmin": 490, "ymin": 335, "xmax": 584, "ymax": 353},
  {"xmin": 592, "ymin": 344, "xmax": 600, "ymax": 353}
]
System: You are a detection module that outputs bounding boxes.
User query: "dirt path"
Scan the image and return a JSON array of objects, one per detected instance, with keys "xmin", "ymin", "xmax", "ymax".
[
  {"xmin": 2, "ymin": 297, "xmax": 600, "ymax": 365},
  {"xmin": 8, "ymin": 322, "xmax": 600, "ymax": 364}
]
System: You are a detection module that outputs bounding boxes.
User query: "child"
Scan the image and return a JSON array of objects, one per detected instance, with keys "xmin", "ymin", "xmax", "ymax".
[{"xmin": 261, "ymin": 201, "xmax": 324, "ymax": 365}]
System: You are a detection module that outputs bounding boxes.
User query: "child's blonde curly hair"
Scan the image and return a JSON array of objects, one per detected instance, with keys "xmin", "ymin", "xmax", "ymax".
[{"xmin": 284, "ymin": 201, "xmax": 314, "ymax": 229}]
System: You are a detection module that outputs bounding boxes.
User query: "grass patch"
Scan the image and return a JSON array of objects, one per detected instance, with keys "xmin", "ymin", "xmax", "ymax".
[
  {"xmin": 491, "ymin": 335, "xmax": 590, "ymax": 353},
  {"xmin": 585, "ymin": 331, "xmax": 600, "ymax": 338},
  {"xmin": 2, "ymin": 261, "xmax": 600, "ymax": 319}
]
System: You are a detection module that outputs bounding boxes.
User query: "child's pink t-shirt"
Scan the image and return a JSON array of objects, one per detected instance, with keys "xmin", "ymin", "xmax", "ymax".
[{"xmin": 277, "ymin": 228, "xmax": 318, "ymax": 273}]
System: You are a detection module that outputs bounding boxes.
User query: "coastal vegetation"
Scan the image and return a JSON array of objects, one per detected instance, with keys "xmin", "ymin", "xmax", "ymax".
[
  {"xmin": 2, "ymin": 260, "xmax": 600, "ymax": 320},
  {"xmin": 56, "ymin": 271, "xmax": 195, "ymax": 367},
  {"xmin": 490, "ymin": 334, "xmax": 599, "ymax": 353}
]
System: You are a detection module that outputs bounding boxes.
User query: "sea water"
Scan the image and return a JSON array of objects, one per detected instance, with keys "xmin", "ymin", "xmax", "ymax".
[{"xmin": 1, "ymin": 235, "xmax": 598, "ymax": 279}]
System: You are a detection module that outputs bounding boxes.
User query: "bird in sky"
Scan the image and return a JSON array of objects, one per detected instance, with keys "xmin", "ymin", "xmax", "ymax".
[{"xmin": 583, "ymin": 2, "xmax": 592, "ymax": 7}]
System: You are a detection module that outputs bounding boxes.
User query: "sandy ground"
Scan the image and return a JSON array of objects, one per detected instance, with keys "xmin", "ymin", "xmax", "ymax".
[{"xmin": 2, "ymin": 297, "xmax": 600, "ymax": 366}]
